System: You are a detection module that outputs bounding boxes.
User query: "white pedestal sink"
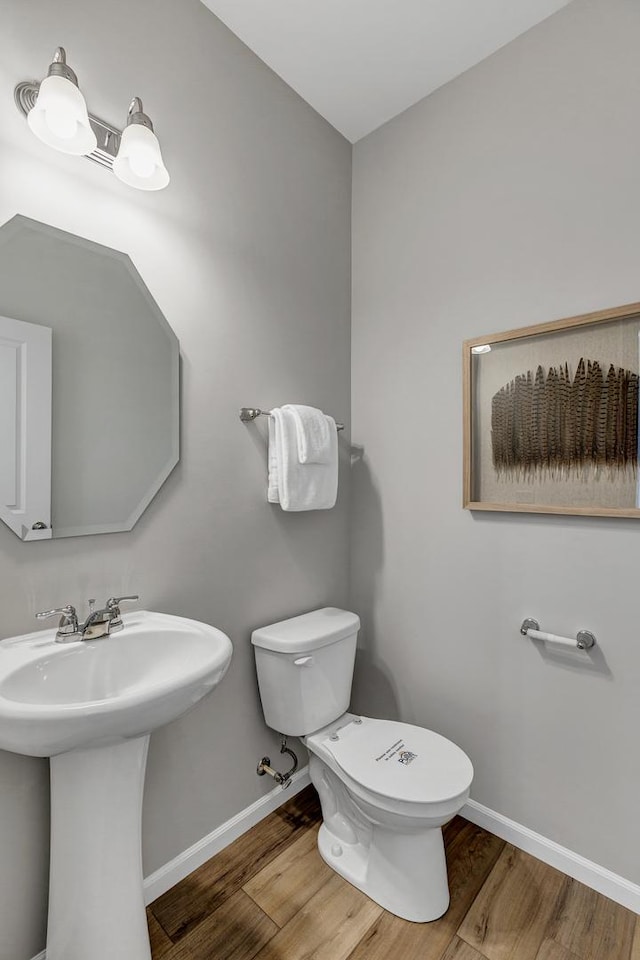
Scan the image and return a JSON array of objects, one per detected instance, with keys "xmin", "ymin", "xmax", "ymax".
[{"xmin": 0, "ymin": 610, "xmax": 233, "ymax": 960}]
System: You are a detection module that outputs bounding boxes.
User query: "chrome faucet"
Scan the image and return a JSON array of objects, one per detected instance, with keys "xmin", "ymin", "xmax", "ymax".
[
  {"xmin": 36, "ymin": 595, "xmax": 139, "ymax": 642},
  {"xmin": 81, "ymin": 599, "xmax": 115, "ymax": 641}
]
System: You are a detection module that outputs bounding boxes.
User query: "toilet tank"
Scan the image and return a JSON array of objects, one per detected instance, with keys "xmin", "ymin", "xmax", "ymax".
[{"xmin": 251, "ymin": 608, "xmax": 360, "ymax": 736}]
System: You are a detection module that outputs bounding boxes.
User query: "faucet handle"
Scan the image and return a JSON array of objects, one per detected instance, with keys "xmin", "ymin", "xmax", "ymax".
[
  {"xmin": 35, "ymin": 604, "xmax": 79, "ymax": 641},
  {"xmin": 106, "ymin": 595, "xmax": 139, "ymax": 609},
  {"xmin": 36, "ymin": 603, "xmax": 76, "ymax": 621},
  {"xmin": 106, "ymin": 595, "xmax": 139, "ymax": 629}
]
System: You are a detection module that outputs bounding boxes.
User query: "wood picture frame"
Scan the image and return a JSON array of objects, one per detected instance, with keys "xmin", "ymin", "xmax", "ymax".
[{"xmin": 463, "ymin": 301, "xmax": 640, "ymax": 518}]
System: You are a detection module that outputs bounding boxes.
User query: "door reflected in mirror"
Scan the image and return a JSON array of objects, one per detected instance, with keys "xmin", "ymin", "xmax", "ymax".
[{"xmin": 0, "ymin": 216, "xmax": 179, "ymax": 540}]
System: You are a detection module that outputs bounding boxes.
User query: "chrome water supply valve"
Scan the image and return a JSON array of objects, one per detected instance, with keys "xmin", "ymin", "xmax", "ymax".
[{"xmin": 256, "ymin": 738, "xmax": 298, "ymax": 790}]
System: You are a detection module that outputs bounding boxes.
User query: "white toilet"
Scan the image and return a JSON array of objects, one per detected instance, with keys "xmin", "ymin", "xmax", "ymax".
[{"xmin": 251, "ymin": 607, "xmax": 473, "ymax": 922}]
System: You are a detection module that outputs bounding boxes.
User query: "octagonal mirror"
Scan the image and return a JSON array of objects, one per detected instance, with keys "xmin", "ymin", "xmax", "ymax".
[{"xmin": 0, "ymin": 216, "xmax": 179, "ymax": 540}]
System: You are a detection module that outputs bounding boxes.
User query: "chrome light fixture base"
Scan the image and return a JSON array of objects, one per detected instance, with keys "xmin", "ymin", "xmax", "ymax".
[
  {"xmin": 15, "ymin": 79, "xmax": 122, "ymax": 169},
  {"xmin": 126, "ymin": 97, "xmax": 154, "ymax": 132},
  {"xmin": 46, "ymin": 46, "xmax": 78, "ymax": 86}
]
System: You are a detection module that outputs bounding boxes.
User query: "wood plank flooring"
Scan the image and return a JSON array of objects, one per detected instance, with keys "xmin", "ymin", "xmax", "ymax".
[{"xmin": 147, "ymin": 786, "xmax": 639, "ymax": 960}]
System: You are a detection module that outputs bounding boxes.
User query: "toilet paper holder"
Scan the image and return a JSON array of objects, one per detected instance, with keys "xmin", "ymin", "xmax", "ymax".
[{"xmin": 520, "ymin": 618, "xmax": 596, "ymax": 651}]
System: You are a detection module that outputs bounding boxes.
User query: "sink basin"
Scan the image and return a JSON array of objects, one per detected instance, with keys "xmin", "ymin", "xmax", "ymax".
[
  {"xmin": 0, "ymin": 610, "xmax": 232, "ymax": 756},
  {"xmin": 0, "ymin": 609, "xmax": 233, "ymax": 960}
]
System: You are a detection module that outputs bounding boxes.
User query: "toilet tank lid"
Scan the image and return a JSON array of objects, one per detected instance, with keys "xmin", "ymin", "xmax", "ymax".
[{"xmin": 251, "ymin": 608, "xmax": 360, "ymax": 653}]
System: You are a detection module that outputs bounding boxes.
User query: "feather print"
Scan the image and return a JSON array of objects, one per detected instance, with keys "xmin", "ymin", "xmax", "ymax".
[
  {"xmin": 491, "ymin": 394, "xmax": 499, "ymax": 470},
  {"xmin": 521, "ymin": 370, "xmax": 533, "ymax": 473},
  {"xmin": 572, "ymin": 358, "xmax": 587, "ymax": 464},
  {"xmin": 616, "ymin": 370, "xmax": 627, "ymax": 463},
  {"xmin": 595, "ymin": 365, "xmax": 608, "ymax": 466},
  {"xmin": 560, "ymin": 363, "xmax": 575, "ymax": 468},
  {"xmin": 490, "ymin": 357, "xmax": 638, "ymax": 476},
  {"xmin": 605, "ymin": 364, "xmax": 618, "ymax": 465},
  {"xmin": 558, "ymin": 363, "xmax": 571, "ymax": 468},
  {"xmin": 531, "ymin": 366, "xmax": 545, "ymax": 468},
  {"xmin": 538, "ymin": 368, "xmax": 549, "ymax": 470},
  {"xmin": 504, "ymin": 381, "xmax": 514, "ymax": 469},
  {"xmin": 626, "ymin": 374, "xmax": 639, "ymax": 466},
  {"xmin": 491, "ymin": 392, "xmax": 503, "ymax": 472},
  {"xmin": 513, "ymin": 375, "xmax": 526, "ymax": 472},
  {"xmin": 545, "ymin": 367, "xmax": 559, "ymax": 470},
  {"xmin": 584, "ymin": 360, "xmax": 601, "ymax": 464}
]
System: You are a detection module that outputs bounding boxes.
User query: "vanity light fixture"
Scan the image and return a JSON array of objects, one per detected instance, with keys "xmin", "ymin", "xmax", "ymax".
[
  {"xmin": 14, "ymin": 47, "xmax": 170, "ymax": 190},
  {"xmin": 113, "ymin": 98, "xmax": 170, "ymax": 191}
]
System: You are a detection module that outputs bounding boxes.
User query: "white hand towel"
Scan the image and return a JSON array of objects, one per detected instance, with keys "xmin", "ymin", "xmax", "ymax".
[
  {"xmin": 267, "ymin": 417, "xmax": 280, "ymax": 504},
  {"xmin": 283, "ymin": 404, "xmax": 334, "ymax": 464},
  {"xmin": 268, "ymin": 407, "xmax": 338, "ymax": 511}
]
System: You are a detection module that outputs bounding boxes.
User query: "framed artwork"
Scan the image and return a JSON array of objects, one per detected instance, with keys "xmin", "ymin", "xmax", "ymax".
[{"xmin": 463, "ymin": 301, "xmax": 640, "ymax": 518}]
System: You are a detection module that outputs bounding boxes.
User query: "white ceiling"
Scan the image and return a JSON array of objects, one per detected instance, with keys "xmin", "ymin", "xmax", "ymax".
[{"xmin": 199, "ymin": 0, "xmax": 573, "ymax": 142}]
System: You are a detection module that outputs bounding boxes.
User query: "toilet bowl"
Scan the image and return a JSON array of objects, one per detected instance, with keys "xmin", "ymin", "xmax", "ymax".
[
  {"xmin": 306, "ymin": 713, "xmax": 472, "ymax": 921},
  {"xmin": 252, "ymin": 608, "xmax": 473, "ymax": 922}
]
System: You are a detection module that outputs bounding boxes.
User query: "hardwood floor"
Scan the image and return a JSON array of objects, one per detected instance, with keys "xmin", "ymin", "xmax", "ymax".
[{"xmin": 147, "ymin": 786, "xmax": 639, "ymax": 960}]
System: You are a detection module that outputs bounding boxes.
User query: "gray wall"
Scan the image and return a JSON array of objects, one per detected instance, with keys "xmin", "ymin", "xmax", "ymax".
[
  {"xmin": 0, "ymin": 2, "xmax": 351, "ymax": 957},
  {"xmin": 351, "ymin": 0, "xmax": 640, "ymax": 885}
]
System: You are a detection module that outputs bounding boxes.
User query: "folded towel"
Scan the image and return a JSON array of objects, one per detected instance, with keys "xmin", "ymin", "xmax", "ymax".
[
  {"xmin": 268, "ymin": 407, "xmax": 338, "ymax": 511},
  {"xmin": 267, "ymin": 417, "xmax": 280, "ymax": 504},
  {"xmin": 283, "ymin": 404, "xmax": 333, "ymax": 464}
]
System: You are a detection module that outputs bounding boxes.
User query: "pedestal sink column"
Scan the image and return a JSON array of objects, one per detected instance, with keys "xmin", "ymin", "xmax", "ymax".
[{"xmin": 46, "ymin": 735, "xmax": 151, "ymax": 960}]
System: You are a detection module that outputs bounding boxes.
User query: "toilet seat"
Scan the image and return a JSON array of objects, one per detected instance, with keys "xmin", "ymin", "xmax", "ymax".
[{"xmin": 318, "ymin": 716, "xmax": 473, "ymax": 804}]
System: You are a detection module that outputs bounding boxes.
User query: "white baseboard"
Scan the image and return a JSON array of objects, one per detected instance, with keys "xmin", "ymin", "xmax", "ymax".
[
  {"xmin": 143, "ymin": 766, "xmax": 312, "ymax": 903},
  {"xmin": 30, "ymin": 766, "xmax": 311, "ymax": 960},
  {"xmin": 462, "ymin": 798, "xmax": 640, "ymax": 915}
]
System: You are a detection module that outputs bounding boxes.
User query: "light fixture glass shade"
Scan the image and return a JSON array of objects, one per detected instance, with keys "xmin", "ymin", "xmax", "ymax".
[
  {"xmin": 27, "ymin": 75, "xmax": 97, "ymax": 156},
  {"xmin": 113, "ymin": 123, "xmax": 170, "ymax": 191}
]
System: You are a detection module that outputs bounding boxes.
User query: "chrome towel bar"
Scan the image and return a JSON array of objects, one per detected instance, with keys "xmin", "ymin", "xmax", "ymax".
[
  {"xmin": 520, "ymin": 618, "xmax": 596, "ymax": 650},
  {"xmin": 239, "ymin": 407, "xmax": 344, "ymax": 431}
]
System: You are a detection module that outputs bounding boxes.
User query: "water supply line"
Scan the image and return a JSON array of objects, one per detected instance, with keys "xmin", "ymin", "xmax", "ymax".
[{"xmin": 256, "ymin": 737, "xmax": 298, "ymax": 790}]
